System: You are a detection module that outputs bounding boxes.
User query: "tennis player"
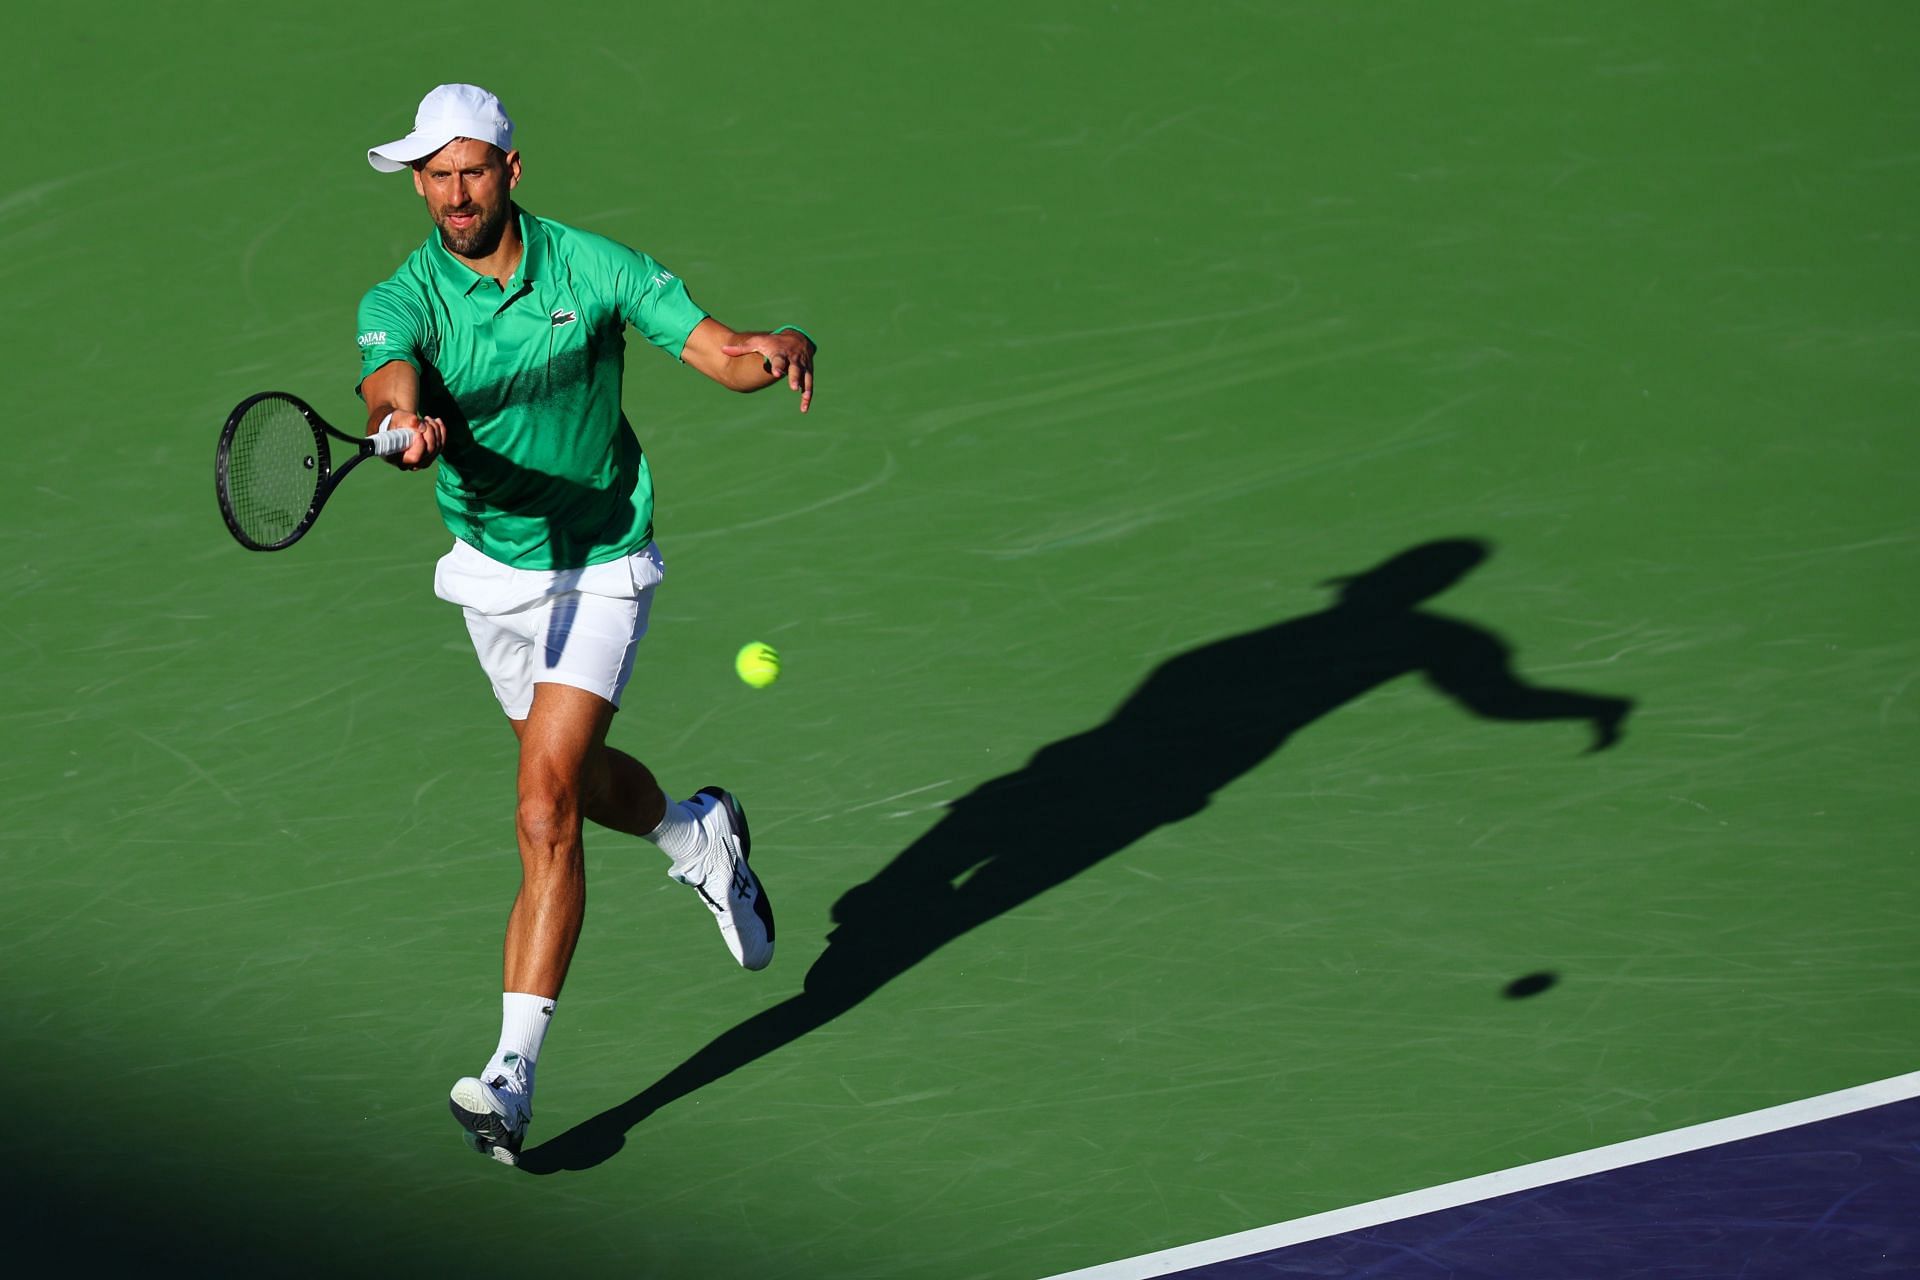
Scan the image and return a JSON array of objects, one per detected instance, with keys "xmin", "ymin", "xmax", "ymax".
[{"xmin": 355, "ymin": 83, "xmax": 815, "ymax": 1166}]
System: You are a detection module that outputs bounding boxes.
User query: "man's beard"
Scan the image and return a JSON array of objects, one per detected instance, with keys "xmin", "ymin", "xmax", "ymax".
[{"xmin": 436, "ymin": 200, "xmax": 510, "ymax": 258}]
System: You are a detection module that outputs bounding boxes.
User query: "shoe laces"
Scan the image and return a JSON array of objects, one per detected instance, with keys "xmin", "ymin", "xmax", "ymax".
[
  {"xmin": 672, "ymin": 808, "xmax": 736, "ymax": 888},
  {"xmin": 483, "ymin": 1069, "xmax": 533, "ymax": 1123}
]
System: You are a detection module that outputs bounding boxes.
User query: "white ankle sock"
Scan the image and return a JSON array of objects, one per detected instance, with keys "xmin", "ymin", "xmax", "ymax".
[
  {"xmin": 484, "ymin": 992, "xmax": 554, "ymax": 1094},
  {"xmin": 644, "ymin": 795, "xmax": 704, "ymax": 861}
]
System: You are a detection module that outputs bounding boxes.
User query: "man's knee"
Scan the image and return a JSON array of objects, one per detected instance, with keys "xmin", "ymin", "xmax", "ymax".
[
  {"xmin": 515, "ymin": 684, "xmax": 613, "ymax": 856},
  {"xmin": 516, "ymin": 773, "xmax": 584, "ymax": 858}
]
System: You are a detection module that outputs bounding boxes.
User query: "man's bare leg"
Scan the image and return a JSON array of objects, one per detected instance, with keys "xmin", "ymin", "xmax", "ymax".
[
  {"xmin": 581, "ymin": 741, "xmax": 670, "ymax": 840},
  {"xmin": 503, "ymin": 682, "xmax": 625, "ymax": 996},
  {"xmin": 452, "ymin": 683, "xmax": 630, "ymax": 1165}
]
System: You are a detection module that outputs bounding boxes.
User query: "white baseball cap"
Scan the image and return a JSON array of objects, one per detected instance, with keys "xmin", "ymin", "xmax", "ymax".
[{"xmin": 367, "ymin": 83, "xmax": 515, "ymax": 172}]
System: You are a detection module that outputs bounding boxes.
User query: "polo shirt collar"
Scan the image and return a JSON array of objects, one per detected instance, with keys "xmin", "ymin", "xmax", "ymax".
[{"xmin": 428, "ymin": 206, "xmax": 544, "ymax": 297}]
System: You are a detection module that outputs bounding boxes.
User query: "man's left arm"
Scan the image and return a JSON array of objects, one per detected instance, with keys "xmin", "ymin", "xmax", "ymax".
[
  {"xmin": 1422, "ymin": 620, "xmax": 1633, "ymax": 752},
  {"xmin": 680, "ymin": 317, "xmax": 816, "ymax": 414}
]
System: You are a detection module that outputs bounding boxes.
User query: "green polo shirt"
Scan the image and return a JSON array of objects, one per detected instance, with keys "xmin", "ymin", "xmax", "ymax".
[{"xmin": 356, "ymin": 209, "xmax": 707, "ymax": 569}]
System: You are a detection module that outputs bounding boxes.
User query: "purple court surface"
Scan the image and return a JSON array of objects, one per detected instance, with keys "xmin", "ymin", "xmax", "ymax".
[{"xmin": 1049, "ymin": 1072, "xmax": 1919, "ymax": 1279}]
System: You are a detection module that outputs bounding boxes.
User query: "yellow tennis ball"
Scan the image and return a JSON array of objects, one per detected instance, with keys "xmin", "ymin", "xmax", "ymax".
[{"xmin": 735, "ymin": 641, "xmax": 781, "ymax": 688}]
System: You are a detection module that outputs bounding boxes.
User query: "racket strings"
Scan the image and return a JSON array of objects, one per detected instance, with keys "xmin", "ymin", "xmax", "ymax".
[{"xmin": 225, "ymin": 398, "xmax": 324, "ymax": 546}]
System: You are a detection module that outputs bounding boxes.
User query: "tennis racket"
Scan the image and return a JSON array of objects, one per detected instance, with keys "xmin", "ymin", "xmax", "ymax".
[{"xmin": 214, "ymin": 391, "xmax": 415, "ymax": 551}]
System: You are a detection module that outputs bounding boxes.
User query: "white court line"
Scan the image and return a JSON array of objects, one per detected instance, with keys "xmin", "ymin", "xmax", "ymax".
[{"xmin": 1041, "ymin": 1069, "xmax": 1920, "ymax": 1279}]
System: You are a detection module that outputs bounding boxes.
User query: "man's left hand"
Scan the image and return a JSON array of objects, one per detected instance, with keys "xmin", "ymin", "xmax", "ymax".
[{"xmin": 723, "ymin": 332, "xmax": 816, "ymax": 413}]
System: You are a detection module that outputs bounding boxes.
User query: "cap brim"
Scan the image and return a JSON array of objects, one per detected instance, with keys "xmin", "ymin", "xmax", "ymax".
[{"xmin": 367, "ymin": 132, "xmax": 454, "ymax": 173}]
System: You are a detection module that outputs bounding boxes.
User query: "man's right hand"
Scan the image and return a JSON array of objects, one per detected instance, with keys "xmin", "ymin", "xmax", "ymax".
[
  {"xmin": 385, "ymin": 408, "xmax": 446, "ymax": 470},
  {"xmin": 360, "ymin": 360, "xmax": 443, "ymax": 470}
]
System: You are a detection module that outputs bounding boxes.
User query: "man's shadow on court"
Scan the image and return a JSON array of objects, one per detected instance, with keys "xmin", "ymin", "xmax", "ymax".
[{"xmin": 520, "ymin": 538, "xmax": 1632, "ymax": 1174}]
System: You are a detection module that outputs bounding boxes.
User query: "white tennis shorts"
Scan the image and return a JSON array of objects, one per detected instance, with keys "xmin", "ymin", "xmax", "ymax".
[{"xmin": 433, "ymin": 539, "xmax": 666, "ymax": 720}]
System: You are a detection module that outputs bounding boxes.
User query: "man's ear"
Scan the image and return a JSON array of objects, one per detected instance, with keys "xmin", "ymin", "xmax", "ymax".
[
  {"xmin": 412, "ymin": 165, "xmax": 427, "ymax": 198},
  {"xmin": 504, "ymin": 149, "xmax": 522, "ymax": 191}
]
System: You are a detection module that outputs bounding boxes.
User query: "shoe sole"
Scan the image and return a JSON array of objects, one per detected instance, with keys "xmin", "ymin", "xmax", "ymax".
[
  {"xmin": 450, "ymin": 1078, "xmax": 525, "ymax": 1167},
  {"xmin": 695, "ymin": 785, "xmax": 776, "ymax": 967}
]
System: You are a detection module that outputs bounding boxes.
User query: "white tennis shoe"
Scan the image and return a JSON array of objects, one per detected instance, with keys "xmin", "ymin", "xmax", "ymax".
[
  {"xmin": 669, "ymin": 786, "xmax": 775, "ymax": 971},
  {"xmin": 449, "ymin": 1069, "xmax": 533, "ymax": 1166}
]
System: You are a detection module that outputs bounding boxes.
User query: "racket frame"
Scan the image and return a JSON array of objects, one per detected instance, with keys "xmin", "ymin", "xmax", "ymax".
[{"xmin": 214, "ymin": 391, "xmax": 411, "ymax": 552}]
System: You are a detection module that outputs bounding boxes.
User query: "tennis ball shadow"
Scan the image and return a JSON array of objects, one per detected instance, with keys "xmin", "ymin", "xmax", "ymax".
[{"xmin": 1504, "ymin": 971, "xmax": 1559, "ymax": 999}]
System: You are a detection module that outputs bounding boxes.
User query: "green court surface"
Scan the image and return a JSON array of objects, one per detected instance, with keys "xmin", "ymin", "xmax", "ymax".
[{"xmin": 6, "ymin": 2, "xmax": 1916, "ymax": 1275}]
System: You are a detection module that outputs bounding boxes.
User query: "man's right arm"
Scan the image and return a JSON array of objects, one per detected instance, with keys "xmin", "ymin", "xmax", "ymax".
[
  {"xmin": 357, "ymin": 283, "xmax": 446, "ymax": 470},
  {"xmin": 359, "ymin": 358, "xmax": 445, "ymax": 470}
]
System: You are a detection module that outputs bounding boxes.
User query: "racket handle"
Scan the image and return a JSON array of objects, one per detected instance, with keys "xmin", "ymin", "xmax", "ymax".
[{"xmin": 367, "ymin": 426, "xmax": 416, "ymax": 457}]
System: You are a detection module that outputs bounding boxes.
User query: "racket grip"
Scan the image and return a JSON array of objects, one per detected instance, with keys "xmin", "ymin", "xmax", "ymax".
[{"xmin": 368, "ymin": 427, "xmax": 416, "ymax": 457}]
